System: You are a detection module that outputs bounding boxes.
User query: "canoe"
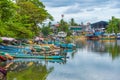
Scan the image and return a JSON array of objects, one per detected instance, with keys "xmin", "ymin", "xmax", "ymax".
[
  {"xmin": 63, "ymin": 49, "xmax": 75, "ymax": 53},
  {"xmin": 60, "ymin": 43, "xmax": 76, "ymax": 49},
  {"xmin": 0, "ymin": 51, "xmax": 64, "ymax": 59},
  {"xmin": 10, "ymin": 58, "xmax": 64, "ymax": 63},
  {"xmin": 0, "ymin": 45, "xmax": 31, "ymax": 53},
  {"xmin": 10, "ymin": 54, "xmax": 64, "ymax": 59}
]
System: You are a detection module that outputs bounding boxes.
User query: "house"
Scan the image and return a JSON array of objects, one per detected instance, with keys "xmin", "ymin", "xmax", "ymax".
[{"xmin": 91, "ymin": 21, "xmax": 108, "ymax": 31}]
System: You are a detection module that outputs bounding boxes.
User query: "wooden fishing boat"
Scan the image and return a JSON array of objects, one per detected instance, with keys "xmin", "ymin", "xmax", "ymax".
[
  {"xmin": 58, "ymin": 31, "xmax": 67, "ymax": 38},
  {"xmin": 11, "ymin": 54, "xmax": 64, "ymax": 59},
  {"xmin": 60, "ymin": 43, "xmax": 76, "ymax": 49},
  {"xmin": 10, "ymin": 58, "xmax": 64, "ymax": 63},
  {"xmin": 0, "ymin": 45, "xmax": 31, "ymax": 53},
  {"xmin": 86, "ymin": 33, "xmax": 100, "ymax": 40},
  {"xmin": 86, "ymin": 35, "xmax": 99, "ymax": 40},
  {"xmin": 0, "ymin": 51, "xmax": 65, "ymax": 59}
]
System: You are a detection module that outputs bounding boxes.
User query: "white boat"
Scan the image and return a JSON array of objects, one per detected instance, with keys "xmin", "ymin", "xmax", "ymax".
[
  {"xmin": 117, "ymin": 33, "xmax": 120, "ymax": 39},
  {"xmin": 57, "ymin": 31, "xmax": 67, "ymax": 38}
]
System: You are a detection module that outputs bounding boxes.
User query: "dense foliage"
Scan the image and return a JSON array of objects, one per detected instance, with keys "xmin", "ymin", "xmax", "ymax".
[
  {"xmin": 57, "ymin": 19, "xmax": 72, "ymax": 36},
  {"xmin": 107, "ymin": 16, "xmax": 120, "ymax": 34},
  {"xmin": 0, "ymin": 0, "xmax": 53, "ymax": 39},
  {"xmin": 69, "ymin": 18, "xmax": 78, "ymax": 26},
  {"xmin": 41, "ymin": 25, "xmax": 52, "ymax": 36}
]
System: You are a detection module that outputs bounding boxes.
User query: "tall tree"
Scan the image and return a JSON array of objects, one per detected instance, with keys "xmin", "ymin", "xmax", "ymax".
[
  {"xmin": 0, "ymin": 0, "xmax": 18, "ymax": 37},
  {"xmin": 107, "ymin": 16, "xmax": 120, "ymax": 34},
  {"xmin": 41, "ymin": 25, "xmax": 52, "ymax": 36},
  {"xmin": 69, "ymin": 18, "xmax": 78, "ymax": 26},
  {"xmin": 0, "ymin": 0, "xmax": 17, "ymax": 22},
  {"xmin": 16, "ymin": 0, "xmax": 53, "ymax": 35},
  {"xmin": 0, "ymin": 0, "xmax": 53, "ymax": 38},
  {"xmin": 57, "ymin": 19, "xmax": 72, "ymax": 36},
  {"xmin": 58, "ymin": 19, "xmax": 69, "ymax": 32}
]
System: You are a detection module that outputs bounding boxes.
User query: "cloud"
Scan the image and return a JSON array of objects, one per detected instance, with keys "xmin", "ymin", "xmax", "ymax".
[
  {"xmin": 111, "ymin": 3, "xmax": 120, "ymax": 9},
  {"xmin": 41, "ymin": 0, "xmax": 110, "ymax": 8},
  {"xmin": 64, "ymin": 4, "xmax": 83, "ymax": 14},
  {"xmin": 64, "ymin": 8, "xmax": 83, "ymax": 14},
  {"xmin": 41, "ymin": 0, "xmax": 75, "ymax": 7},
  {"xmin": 86, "ymin": 8, "xmax": 95, "ymax": 12},
  {"xmin": 41, "ymin": 0, "xmax": 120, "ymax": 23}
]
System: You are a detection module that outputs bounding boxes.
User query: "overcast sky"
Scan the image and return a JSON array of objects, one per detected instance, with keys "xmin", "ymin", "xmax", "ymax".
[{"xmin": 41, "ymin": 0, "xmax": 120, "ymax": 24}]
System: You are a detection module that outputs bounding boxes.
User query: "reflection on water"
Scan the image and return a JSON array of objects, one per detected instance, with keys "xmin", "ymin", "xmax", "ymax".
[
  {"xmin": 77, "ymin": 40, "xmax": 120, "ymax": 59},
  {"xmin": 7, "ymin": 60, "xmax": 54, "ymax": 80},
  {"xmin": 1, "ymin": 40, "xmax": 120, "ymax": 80}
]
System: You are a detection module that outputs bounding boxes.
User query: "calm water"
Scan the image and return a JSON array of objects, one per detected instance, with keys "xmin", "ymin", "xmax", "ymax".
[{"xmin": 4, "ymin": 40, "xmax": 120, "ymax": 80}]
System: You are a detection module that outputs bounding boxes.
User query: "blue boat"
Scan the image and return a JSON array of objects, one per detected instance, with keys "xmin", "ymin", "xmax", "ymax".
[
  {"xmin": 11, "ymin": 54, "xmax": 64, "ymax": 59},
  {"xmin": 63, "ymin": 49, "xmax": 76, "ymax": 53},
  {"xmin": 60, "ymin": 43, "xmax": 76, "ymax": 49},
  {"xmin": 86, "ymin": 31, "xmax": 104, "ymax": 40},
  {"xmin": 48, "ymin": 41, "xmax": 62, "ymax": 47},
  {"xmin": 10, "ymin": 58, "xmax": 64, "ymax": 63},
  {"xmin": 0, "ymin": 45, "xmax": 31, "ymax": 54},
  {"xmin": 0, "ymin": 51, "xmax": 64, "ymax": 59},
  {"xmin": 86, "ymin": 33, "xmax": 99, "ymax": 40}
]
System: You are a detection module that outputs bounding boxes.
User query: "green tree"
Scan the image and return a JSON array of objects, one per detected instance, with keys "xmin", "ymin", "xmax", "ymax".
[
  {"xmin": 58, "ymin": 19, "xmax": 69, "ymax": 32},
  {"xmin": 107, "ymin": 16, "xmax": 120, "ymax": 35},
  {"xmin": 41, "ymin": 25, "xmax": 52, "ymax": 36},
  {"xmin": 16, "ymin": 0, "xmax": 53, "ymax": 35},
  {"xmin": 69, "ymin": 18, "xmax": 78, "ymax": 26},
  {"xmin": 58, "ymin": 19, "xmax": 72, "ymax": 36},
  {"xmin": 0, "ymin": 0, "xmax": 18, "ymax": 37},
  {"xmin": 0, "ymin": 0, "xmax": 17, "ymax": 22},
  {"xmin": 0, "ymin": 0, "xmax": 53, "ymax": 39}
]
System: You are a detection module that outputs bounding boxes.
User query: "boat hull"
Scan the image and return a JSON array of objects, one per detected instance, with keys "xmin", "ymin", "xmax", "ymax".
[
  {"xmin": 10, "ymin": 54, "xmax": 64, "ymax": 59},
  {"xmin": 86, "ymin": 36, "xmax": 99, "ymax": 40},
  {"xmin": 60, "ymin": 43, "xmax": 76, "ymax": 49},
  {"xmin": 11, "ymin": 58, "xmax": 64, "ymax": 63}
]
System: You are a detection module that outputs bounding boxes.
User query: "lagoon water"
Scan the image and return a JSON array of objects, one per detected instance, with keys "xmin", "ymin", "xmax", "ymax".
[{"xmin": 6, "ymin": 40, "xmax": 120, "ymax": 80}]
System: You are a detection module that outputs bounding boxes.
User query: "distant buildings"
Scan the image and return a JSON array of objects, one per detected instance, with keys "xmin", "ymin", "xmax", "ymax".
[
  {"xmin": 91, "ymin": 21, "xmax": 108, "ymax": 30},
  {"xmin": 69, "ymin": 22, "xmax": 92, "ymax": 35},
  {"xmin": 50, "ymin": 21, "xmax": 108, "ymax": 36},
  {"xmin": 50, "ymin": 24, "xmax": 60, "ymax": 34}
]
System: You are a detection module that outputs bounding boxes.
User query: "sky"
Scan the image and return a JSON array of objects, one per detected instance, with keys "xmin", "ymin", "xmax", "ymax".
[{"xmin": 41, "ymin": 0, "xmax": 120, "ymax": 24}]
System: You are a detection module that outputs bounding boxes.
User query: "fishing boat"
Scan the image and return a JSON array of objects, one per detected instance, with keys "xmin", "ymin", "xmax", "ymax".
[
  {"xmin": 60, "ymin": 43, "xmax": 76, "ymax": 49},
  {"xmin": 57, "ymin": 31, "xmax": 67, "ymax": 38},
  {"xmin": 10, "ymin": 58, "xmax": 65, "ymax": 63},
  {"xmin": 86, "ymin": 31, "xmax": 103, "ymax": 40},
  {"xmin": 0, "ymin": 45, "xmax": 31, "ymax": 55},
  {"xmin": 0, "ymin": 49, "xmax": 65, "ymax": 59},
  {"xmin": 2, "ymin": 52, "xmax": 64, "ymax": 59},
  {"xmin": 85, "ymin": 27, "xmax": 105, "ymax": 40},
  {"xmin": 12, "ymin": 55, "xmax": 64, "ymax": 59},
  {"xmin": 86, "ymin": 34, "xmax": 99, "ymax": 40}
]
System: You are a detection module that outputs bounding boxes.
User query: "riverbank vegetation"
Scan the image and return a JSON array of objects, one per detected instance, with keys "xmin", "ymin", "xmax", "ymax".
[
  {"xmin": 0, "ymin": 0, "xmax": 53, "ymax": 39},
  {"xmin": 106, "ymin": 16, "xmax": 120, "ymax": 34}
]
